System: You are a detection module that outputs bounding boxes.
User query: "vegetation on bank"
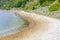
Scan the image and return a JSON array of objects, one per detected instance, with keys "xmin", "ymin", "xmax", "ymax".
[
  {"xmin": 0, "ymin": 0, "xmax": 60, "ymax": 12},
  {"xmin": 0, "ymin": 0, "xmax": 60, "ymax": 26}
]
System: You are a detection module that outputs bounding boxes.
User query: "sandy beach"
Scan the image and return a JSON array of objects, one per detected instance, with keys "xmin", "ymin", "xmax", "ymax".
[{"xmin": 0, "ymin": 10, "xmax": 60, "ymax": 40}]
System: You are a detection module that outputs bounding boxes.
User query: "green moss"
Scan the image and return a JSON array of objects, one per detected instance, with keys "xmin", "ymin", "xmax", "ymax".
[{"xmin": 23, "ymin": 20, "xmax": 30, "ymax": 27}]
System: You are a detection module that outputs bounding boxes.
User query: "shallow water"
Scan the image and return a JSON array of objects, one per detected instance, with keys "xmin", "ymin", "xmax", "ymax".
[{"xmin": 0, "ymin": 10, "xmax": 25, "ymax": 36}]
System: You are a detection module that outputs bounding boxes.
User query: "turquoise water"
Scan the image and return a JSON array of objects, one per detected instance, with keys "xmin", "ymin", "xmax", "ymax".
[{"xmin": 0, "ymin": 10, "xmax": 25, "ymax": 36}]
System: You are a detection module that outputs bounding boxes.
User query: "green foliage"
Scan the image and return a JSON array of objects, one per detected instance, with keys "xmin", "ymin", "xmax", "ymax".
[
  {"xmin": 58, "ymin": 0, "xmax": 60, "ymax": 2},
  {"xmin": 38, "ymin": 0, "xmax": 55, "ymax": 6},
  {"xmin": 0, "ymin": 0, "xmax": 60, "ymax": 12},
  {"xmin": 22, "ymin": 1, "xmax": 40, "ymax": 10},
  {"xmin": 0, "ymin": 0, "xmax": 29, "ymax": 10},
  {"xmin": 49, "ymin": 2, "xmax": 60, "ymax": 12}
]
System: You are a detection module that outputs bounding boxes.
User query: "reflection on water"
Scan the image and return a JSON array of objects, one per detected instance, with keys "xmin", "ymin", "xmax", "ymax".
[{"xmin": 0, "ymin": 10, "xmax": 25, "ymax": 36}]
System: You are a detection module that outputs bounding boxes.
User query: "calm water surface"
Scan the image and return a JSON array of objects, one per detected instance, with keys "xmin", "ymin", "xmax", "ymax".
[{"xmin": 0, "ymin": 10, "xmax": 25, "ymax": 36}]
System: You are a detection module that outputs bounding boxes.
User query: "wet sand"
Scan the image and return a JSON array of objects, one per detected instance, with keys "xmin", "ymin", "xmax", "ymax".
[{"xmin": 0, "ymin": 10, "xmax": 59, "ymax": 40}]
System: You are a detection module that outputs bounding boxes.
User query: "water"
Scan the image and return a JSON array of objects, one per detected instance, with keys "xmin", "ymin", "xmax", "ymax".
[{"xmin": 0, "ymin": 10, "xmax": 25, "ymax": 36}]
